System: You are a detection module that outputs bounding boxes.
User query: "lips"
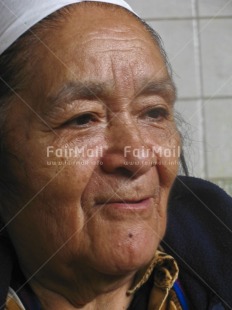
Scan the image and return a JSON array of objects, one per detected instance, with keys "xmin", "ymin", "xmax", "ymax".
[
  {"xmin": 97, "ymin": 196, "xmax": 152, "ymax": 205},
  {"xmin": 92, "ymin": 197, "xmax": 156, "ymax": 222},
  {"xmin": 95, "ymin": 197, "xmax": 155, "ymax": 219},
  {"xmin": 93, "ymin": 188, "xmax": 160, "ymax": 219}
]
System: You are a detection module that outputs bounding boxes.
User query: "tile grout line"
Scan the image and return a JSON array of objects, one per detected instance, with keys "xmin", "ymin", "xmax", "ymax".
[
  {"xmin": 191, "ymin": 0, "xmax": 207, "ymax": 179},
  {"xmin": 144, "ymin": 15, "xmax": 232, "ymax": 22},
  {"xmin": 177, "ymin": 96, "xmax": 232, "ymax": 101}
]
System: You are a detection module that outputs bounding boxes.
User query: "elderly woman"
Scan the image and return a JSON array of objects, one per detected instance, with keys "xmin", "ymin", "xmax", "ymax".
[{"xmin": 0, "ymin": 1, "xmax": 232, "ymax": 309}]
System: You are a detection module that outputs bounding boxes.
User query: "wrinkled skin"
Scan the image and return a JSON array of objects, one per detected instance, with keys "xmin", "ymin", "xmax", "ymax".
[{"xmin": 3, "ymin": 3, "xmax": 180, "ymax": 309}]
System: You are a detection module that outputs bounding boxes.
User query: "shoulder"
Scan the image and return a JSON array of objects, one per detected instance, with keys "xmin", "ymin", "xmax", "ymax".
[
  {"xmin": 167, "ymin": 175, "xmax": 232, "ymax": 235},
  {"xmin": 169, "ymin": 175, "xmax": 232, "ymax": 209},
  {"xmin": 163, "ymin": 176, "xmax": 232, "ymax": 309}
]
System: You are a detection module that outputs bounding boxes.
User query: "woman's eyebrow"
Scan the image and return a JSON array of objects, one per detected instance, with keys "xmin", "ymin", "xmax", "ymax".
[
  {"xmin": 47, "ymin": 81, "xmax": 106, "ymax": 108},
  {"xmin": 138, "ymin": 79, "xmax": 177, "ymax": 104}
]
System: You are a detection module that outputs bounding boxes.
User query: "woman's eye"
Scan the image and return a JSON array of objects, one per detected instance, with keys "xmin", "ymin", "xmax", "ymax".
[
  {"xmin": 67, "ymin": 113, "xmax": 97, "ymax": 127},
  {"xmin": 145, "ymin": 107, "xmax": 169, "ymax": 121}
]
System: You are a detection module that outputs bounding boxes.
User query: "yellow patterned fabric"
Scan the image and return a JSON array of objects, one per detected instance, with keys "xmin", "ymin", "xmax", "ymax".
[
  {"xmin": 127, "ymin": 251, "xmax": 182, "ymax": 310},
  {"xmin": 5, "ymin": 289, "xmax": 25, "ymax": 310},
  {"xmin": 5, "ymin": 299, "xmax": 22, "ymax": 310}
]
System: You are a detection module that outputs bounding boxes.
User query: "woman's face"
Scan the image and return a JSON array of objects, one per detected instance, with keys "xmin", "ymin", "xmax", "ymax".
[{"xmin": 4, "ymin": 5, "xmax": 180, "ymax": 283}]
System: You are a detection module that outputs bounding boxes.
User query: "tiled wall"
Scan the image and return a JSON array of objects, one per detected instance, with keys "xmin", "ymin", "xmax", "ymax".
[{"xmin": 127, "ymin": 0, "xmax": 232, "ymax": 195}]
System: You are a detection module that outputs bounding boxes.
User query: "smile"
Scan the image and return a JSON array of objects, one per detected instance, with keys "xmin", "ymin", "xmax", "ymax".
[{"xmin": 95, "ymin": 197, "xmax": 155, "ymax": 218}]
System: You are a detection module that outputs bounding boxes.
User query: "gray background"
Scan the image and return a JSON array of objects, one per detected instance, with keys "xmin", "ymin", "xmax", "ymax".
[{"xmin": 127, "ymin": 0, "xmax": 232, "ymax": 195}]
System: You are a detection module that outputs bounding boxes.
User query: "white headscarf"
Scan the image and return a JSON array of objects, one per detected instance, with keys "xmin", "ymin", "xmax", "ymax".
[{"xmin": 0, "ymin": 0, "xmax": 136, "ymax": 55}]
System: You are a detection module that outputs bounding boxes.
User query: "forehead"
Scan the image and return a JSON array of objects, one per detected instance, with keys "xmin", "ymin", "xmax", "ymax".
[
  {"xmin": 53, "ymin": 3, "xmax": 153, "ymax": 43},
  {"xmin": 46, "ymin": 4, "xmax": 162, "ymax": 57},
  {"xmin": 27, "ymin": 4, "xmax": 169, "ymax": 104},
  {"xmin": 39, "ymin": 4, "xmax": 164, "ymax": 56}
]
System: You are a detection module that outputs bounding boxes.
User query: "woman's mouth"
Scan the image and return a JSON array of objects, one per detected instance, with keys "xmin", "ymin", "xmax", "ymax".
[{"xmin": 95, "ymin": 197, "xmax": 155, "ymax": 219}]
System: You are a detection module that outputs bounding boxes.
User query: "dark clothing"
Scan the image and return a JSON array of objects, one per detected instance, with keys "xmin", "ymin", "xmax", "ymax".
[{"xmin": 163, "ymin": 176, "xmax": 232, "ymax": 310}]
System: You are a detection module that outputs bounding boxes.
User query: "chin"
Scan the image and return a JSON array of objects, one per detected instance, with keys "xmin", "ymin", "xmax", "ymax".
[{"xmin": 91, "ymin": 225, "xmax": 164, "ymax": 276}]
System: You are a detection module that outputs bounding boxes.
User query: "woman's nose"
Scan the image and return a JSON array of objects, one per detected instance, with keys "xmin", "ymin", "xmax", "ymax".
[{"xmin": 101, "ymin": 121, "xmax": 156, "ymax": 177}]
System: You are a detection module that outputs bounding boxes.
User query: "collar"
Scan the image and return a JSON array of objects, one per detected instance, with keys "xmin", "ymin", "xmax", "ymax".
[{"xmin": 127, "ymin": 250, "xmax": 179, "ymax": 296}]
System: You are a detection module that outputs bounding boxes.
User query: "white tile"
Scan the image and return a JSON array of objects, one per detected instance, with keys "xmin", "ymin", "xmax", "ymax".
[
  {"xmin": 204, "ymin": 99, "xmax": 232, "ymax": 178},
  {"xmin": 175, "ymin": 100, "xmax": 204, "ymax": 177},
  {"xmin": 198, "ymin": 0, "xmax": 232, "ymax": 17},
  {"xmin": 126, "ymin": 0, "xmax": 193, "ymax": 19},
  {"xmin": 149, "ymin": 20, "xmax": 200, "ymax": 99},
  {"xmin": 200, "ymin": 19, "xmax": 232, "ymax": 97}
]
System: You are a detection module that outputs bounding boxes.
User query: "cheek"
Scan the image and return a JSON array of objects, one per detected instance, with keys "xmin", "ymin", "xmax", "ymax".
[
  {"xmin": 9, "ymin": 132, "xmax": 104, "ymax": 198},
  {"xmin": 3, "ymin": 133, "xmax": 105, "ymax": 254},
  {"xmin": 6, "ymin": 158, "xmax": 97, "ymax": 268},
  {"xmin": 141, "ymin": 123, "xmax": 180, "ymax": 186}
]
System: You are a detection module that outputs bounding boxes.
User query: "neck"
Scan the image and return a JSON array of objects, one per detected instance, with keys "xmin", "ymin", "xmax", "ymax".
[{"xmin": 31, "ymin": 276, "xmax": 134, "ymax": 310}]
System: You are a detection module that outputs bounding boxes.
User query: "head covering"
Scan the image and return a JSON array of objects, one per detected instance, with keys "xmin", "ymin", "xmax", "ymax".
[{"xmin": 0, "ymin": 0, "xmax": 136, "ymax": 55}]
